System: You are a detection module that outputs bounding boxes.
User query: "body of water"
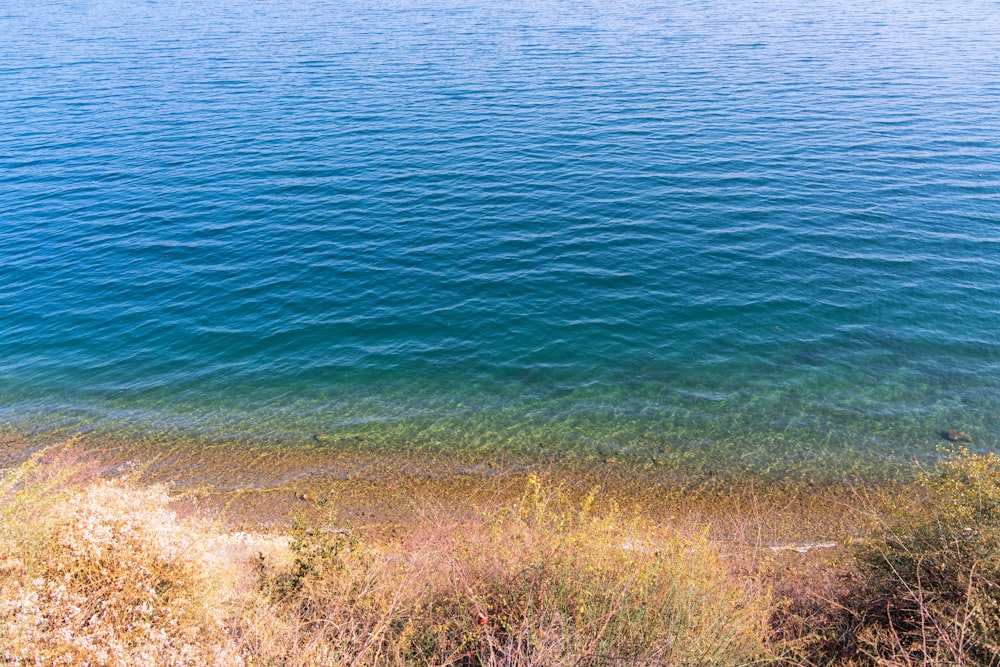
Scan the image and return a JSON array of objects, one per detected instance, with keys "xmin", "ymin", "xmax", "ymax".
[{"xmin": 2, "ymin": 0, "xmax": 999, "ymax": 478}]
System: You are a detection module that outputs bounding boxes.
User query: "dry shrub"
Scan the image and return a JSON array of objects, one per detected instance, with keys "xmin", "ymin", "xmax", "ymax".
[
  {"xmin": 1, "ymin": 448, "xmax": 779, "ymax": 666},
  {"xmin": 850, "ymin": 448, "xmax": 1000, "ymax": 666},
  {"xmin": 0, "ymin": 448, "xmax": 242, "ymax": 666},
  {"xmin": 248, "ymin": 473, "xmax": 774, "ymax": 666},
  {"xmin": 241, "ymin": 519, "xmax": 414, "ymax": 665}
]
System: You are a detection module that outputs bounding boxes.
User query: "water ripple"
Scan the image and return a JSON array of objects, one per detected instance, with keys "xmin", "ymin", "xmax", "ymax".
[{"xmin": 1, "ymin": 0, "xmax": 999, "ymax": 477}]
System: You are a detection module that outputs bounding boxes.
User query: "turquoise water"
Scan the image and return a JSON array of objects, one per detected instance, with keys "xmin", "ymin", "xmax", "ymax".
[{"xmin": 2, "ymin": 0, "xmax": 999, "ymax": 477}]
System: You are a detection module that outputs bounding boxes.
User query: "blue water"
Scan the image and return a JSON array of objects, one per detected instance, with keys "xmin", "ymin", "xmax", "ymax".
[{"xmin": 2, "ymin": 0, "xmax": 999, "ymax": 478}]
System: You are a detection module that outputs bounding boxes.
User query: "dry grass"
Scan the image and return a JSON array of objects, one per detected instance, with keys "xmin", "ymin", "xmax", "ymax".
[
  {"xmin": 242, "ymin": 473, "xmax": 774, "ymax": 666},
  {"xmin": 0, "ymin": 446, "xmax": 244, "ymax": 665},
  {"xmin": 0, "ymin": 447, "xmax": 778, "ymax": 666},
  {"xmin": 9, "ymin": 443, "xmax": 1000, "ymax": 666},
  {"xmin": 844, "ymin": 448, "xmax": 1000, "ymax": 666}
]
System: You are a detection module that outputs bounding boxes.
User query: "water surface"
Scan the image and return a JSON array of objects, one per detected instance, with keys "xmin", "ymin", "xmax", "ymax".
[{"xmin": 2, "ymin": 0, "xmax": 999, "ymax": 478}]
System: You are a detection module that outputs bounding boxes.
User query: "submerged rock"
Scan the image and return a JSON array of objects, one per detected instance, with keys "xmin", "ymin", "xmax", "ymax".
[{"xmin": 944, "ymin": 429, "xmax": 973, "ymax": 443}]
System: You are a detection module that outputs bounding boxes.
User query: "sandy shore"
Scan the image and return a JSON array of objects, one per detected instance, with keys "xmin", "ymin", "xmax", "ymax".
[{"xmin": 1, "ymin": 426, "xmax": 880, "ymax": 548}]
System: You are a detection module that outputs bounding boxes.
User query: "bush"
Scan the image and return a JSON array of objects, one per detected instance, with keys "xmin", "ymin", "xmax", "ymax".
[
  {"xmin": 249, "ymin": 472, "xmax": 775, "ymax": 666},
  {"xmin": 0, "ymin": 448, "xmax": 242, "ymax": 666},
  {"xmin": 852, "ymin": 448, "xmax": 1000, "ymax": 666},
  {"xmin": 0, "ymin": 448, "xmax": 779, "ymax": 666}
]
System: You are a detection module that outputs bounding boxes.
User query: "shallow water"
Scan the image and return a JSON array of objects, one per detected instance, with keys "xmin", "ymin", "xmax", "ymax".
[{"xmin": 2, "ymin": 0, "xmax": 999, "ymax": 478}]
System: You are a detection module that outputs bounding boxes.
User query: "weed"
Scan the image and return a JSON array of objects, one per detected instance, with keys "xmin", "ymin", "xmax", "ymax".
[
  {"xmin": 0, "ymin": 449, "xmax": 242, "ymax": 665},
  {"xmin": 850, "ymin": 448, "xmax": 1000, "ymax": 666}
]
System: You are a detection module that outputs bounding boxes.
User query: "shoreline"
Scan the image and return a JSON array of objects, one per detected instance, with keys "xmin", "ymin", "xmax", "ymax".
[
  {"xmin": 5, "ymin": 427, "xmax": 999, "ymax": 664},
  {"xmin": 2, "ymin": 426, "xmax": 882, "ymax": 545}
]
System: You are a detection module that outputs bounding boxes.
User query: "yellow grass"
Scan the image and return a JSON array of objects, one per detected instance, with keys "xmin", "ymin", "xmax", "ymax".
[
  {"xmin": 847, "ymin": 448, "xmax": 1000, "ymax": 666},
  {"xmin": 0, "ymin": 446, "xmax": 243, "ymax": 665},
  {"xmin": 241, "ymin": 472, "xmax": 773, "ymax": 666},
  {"xmin": 5, "ymin": 443, "xmax": 1000, "ymax": 666},
  {"xmin": 0, "ymin": 447, "xmax": 776, "ymax": 666}
]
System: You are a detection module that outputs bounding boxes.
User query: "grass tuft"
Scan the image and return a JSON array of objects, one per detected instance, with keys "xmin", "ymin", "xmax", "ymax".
[
  {"xmin": 247, "ymin": 471, "xmax": 773, "ymax": 665},
  {"xmin": 13, "ymin": 444, "xmax": 1000, "ymax": 665},
  {"xmin": 0, "ymin": 446, "xmax": 242, "ymax": 665},
  {"xmin": 847, "ymin": 448, "xmax": 1000, "ymax": 666}
]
